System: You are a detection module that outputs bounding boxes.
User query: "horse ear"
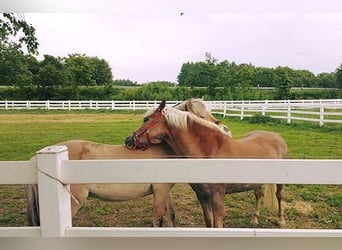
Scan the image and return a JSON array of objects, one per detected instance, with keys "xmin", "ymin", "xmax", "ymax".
[
  {"xmin": 157, "ymin": 100, "xmax": 166, "ymax": 112},
  {"xmin": 186, "ymin": 99, "xmax": 194, "ymax": 112}
]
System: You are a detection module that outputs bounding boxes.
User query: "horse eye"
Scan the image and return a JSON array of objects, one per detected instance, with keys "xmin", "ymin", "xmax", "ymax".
[
  {"xmin": 199, "ymin": 116, "xmax": 205, "ymax": 119},
  {"xmin": 143, "ymin": 117, "xmax": 149, "ymax": 123}
]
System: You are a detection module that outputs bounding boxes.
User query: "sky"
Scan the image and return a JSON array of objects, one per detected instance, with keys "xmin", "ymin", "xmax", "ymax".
[{"xmin": 4, "ymin": 0, "xmax": 342, "ymax": 83}]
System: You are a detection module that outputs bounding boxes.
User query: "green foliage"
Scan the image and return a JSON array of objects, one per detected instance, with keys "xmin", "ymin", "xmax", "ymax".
[
  {"xmin": 274, "ymin": 67, "xmax": 292, "ymax": 99},
  {"xmin": 335, "ymin": 64, "xmax": 342, "ymax": 89},
  {"xmin": 113, "ymin": 79, "xmax": 138, "ymax": 86},
  {"xmin": 0, "ymin": 13, "xmax": 39, "ymax": 55},
  {"xmin": 177, "ymin": 53, "xmax": 340, "ymax": 99},
  {"xmin": 89, "ymin": 57, "xmax": 113, "ymax": 85},
  {"xmin": 0, "ymin": 47, "xmax": 33, "ymax": 86}
]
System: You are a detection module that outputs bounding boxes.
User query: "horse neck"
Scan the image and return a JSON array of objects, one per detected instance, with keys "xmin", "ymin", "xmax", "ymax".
[{"xmin": 164, "ymin": 117, "xmax": 231, "ymax": 157}]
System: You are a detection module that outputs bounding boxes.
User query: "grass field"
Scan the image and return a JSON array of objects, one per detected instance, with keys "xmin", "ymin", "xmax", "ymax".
[{"xmin": 0, "ymin": 110, "xmax": 341, "ymax": 228}]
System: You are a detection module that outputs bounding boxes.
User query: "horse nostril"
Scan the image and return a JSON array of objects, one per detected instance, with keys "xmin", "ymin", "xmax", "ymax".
[{"xmin": 124, "ymin": 136, "xmax": 134, "ymax": 146}]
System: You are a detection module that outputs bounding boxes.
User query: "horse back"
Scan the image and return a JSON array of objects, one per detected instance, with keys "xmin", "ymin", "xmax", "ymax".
[
  {"xmin": 56, "ymin": 140, "xmax": 175, "ymax": 160},
  {"xmin": 237, "ymin": 130, "xmax": 288, "ymax": 158}
]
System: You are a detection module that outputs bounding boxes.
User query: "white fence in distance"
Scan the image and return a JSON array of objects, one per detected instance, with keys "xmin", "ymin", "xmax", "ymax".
[
  {"xmin": 0, "ymin": 145, "xmax": 341, "ymax": 240},
  {"xmin": 0, "ymin": 99, "xmax": 341, "ymax": 126}
]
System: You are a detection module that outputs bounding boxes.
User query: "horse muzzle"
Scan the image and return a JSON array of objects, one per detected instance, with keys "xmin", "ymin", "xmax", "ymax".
[
  {"xmin": 124, "ymin": 135, "xmax": 136, "ymax": 149},
  {"xmin": 125, "ymin": 134, "xmax": 150, "ymax": 150}
]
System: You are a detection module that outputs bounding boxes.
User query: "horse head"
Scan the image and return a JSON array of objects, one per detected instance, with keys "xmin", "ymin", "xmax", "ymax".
[
  {"xmin": 125, "ymin": 99, "xmax": 231, "ymax": 150},
  {"xmin": 125, "ymin": 100, "xmax": 168, "ymax": 150}
]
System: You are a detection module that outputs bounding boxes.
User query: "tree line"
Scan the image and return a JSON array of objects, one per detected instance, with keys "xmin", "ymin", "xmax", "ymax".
[
  {"xmin": 178, "ymin": 53, "xmax": 341, "ymax": 99},
  {"xmin": 1, "ymin": 14, "xmax": 342, "ymax": 101}
]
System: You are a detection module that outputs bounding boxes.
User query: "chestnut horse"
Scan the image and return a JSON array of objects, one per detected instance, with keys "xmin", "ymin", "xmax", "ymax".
[
  {"xmin": 125, "ymin": 100, "xmax": 288, "ymax": 227},
  {"xmin": 25, "ymin": 98, "xmax": 230, "ymax": 227}
]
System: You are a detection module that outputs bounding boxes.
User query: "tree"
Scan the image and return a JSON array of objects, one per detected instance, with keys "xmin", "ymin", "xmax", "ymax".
[
  {"xmin": 0, "ymin": 13, "xmax": 39, "ymax": 55},
  {"xmin": 35, "ymin": 55, "xmax": 66, "ymax": 99},
  {"xmin": 317, "ymin": 72, "xmax": 337, "ymax": 88},
  {"xmin": 64, "ymin": 54, "xmax": 114, "ymax": 86},
  {"xmin": 89, "ymin": 57, "xmax": 113, "ymax": 85},
  {"xmin": 205, "ymin": 52, "xmax": 218, "ymax": 65},
  {"xmin": 64, "ymin": 54, "xmax": 94, "ymax": 86},
  {"xmin": 274, "ymin": 67, "xmax": 292, "ymax": 99},
  {"xmin": 0, "ymin": 46, "xmax": 32, "ymax": 86},
  {"xmin": 335, "ymin": 64, "xmax": 342, "ymax": 89}
]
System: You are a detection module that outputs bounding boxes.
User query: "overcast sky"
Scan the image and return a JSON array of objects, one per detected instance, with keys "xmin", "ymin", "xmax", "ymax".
[{"xmin": 11, "ymin": 1, "xmax": 342, "ymax": 83}]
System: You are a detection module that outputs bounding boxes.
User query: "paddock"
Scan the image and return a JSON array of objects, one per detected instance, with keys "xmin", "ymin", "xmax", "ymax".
[{"xmin": 0, "ymin": 145, "xmax": 341, "ymax": 249}]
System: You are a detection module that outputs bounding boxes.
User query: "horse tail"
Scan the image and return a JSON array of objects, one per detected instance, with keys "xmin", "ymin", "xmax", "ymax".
[
  {"xmin": 263, "ymin": 184, "xmax": 278, "ymax": 211},
  {"xmin": 24, "ymin": 184, "xmax": 40, "ymax": 226}
]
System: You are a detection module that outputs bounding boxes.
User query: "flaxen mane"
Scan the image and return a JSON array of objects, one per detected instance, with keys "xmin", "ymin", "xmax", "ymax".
[{"xmin": 162, "ymin": 108, "xmax": 226, "ymax": 134}]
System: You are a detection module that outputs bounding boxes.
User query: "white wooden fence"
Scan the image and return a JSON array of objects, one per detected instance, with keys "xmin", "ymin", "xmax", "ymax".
[
  {"xmin": 0, "ymin": 99, "xmax": 341, "ymax": 126},
  {"xmin": 0, "ymin": 146, "xmax": 341, "ymax": 248}
]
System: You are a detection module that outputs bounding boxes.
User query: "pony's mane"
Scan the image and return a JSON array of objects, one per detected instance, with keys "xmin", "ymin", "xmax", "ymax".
[
  {"xmin": 144, "ymin": 99, "xmax": 224, "ymax": 134},
  {"xmin": 144, "ymin": 98, "xmax": 209, "ymax": 118},
  {"xmin": 162, "ymin": 107, "xmax": 225, "ymax": 134}
]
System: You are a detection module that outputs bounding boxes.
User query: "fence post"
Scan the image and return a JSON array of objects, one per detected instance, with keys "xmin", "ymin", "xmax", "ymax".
[
  {"xmin": 223, "ymin": 102, "xmax": 227, "ymax": 117},
  {"xmin": 287, "ymin": 100, "xmax": 291, "ymax": 124},
  {"xmin": 240, "ymin": 100, "xmax": 245, "ymax": 120},
  {"xmin": 262, "ymin": 100, "xmax": 268, "ymax": 116},
  {"xmin": 5, "ymin": 100, "xmax": 8, "ymax": 110},
  {"xmin": 36, "ymin": 146, "xmax": 71, "ymax": 237},
  {"xmin": 320, "ymin": 104, "xmax": 324, "ymax": 126}
]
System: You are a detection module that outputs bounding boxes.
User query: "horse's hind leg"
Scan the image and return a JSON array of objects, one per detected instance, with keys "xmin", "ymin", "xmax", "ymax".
[
  {"xmin": 190, "ymin": 184, "xmax": 214, "ymax": 227},
  {"xmin": 212, "ymin": 191, "xmax": 225, "ymax": 228},
  {"xmin": 165, "ymin": 193, "xmax": 176, "ymax": 227},
  {"xmin": 24, "ymin": 184, "xmax": 40, "ymax": 226},
  {"xmin": 276, "ymin": 184, "xmax": 285, "ymax": 226},
  {"xmin": 251, "ymin": 186, "xmax": 262, "ymax": 225}
]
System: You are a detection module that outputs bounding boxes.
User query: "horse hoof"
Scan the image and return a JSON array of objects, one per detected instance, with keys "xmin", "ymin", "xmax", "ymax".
[
  {"xmin": 250, "ymin": 217, "xmax": 259, "ymax": 226},
  {"xmin": 278, "ymin": 219, "xmax": 286, "ymax": 228}
]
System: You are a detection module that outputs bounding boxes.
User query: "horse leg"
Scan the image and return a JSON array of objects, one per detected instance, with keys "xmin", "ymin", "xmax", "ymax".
[
  {"xmin": 276, "ymin": 184, "xmax": 286, "ymax": 226},
  {"xmin": 251, "ymin": 186, "xmax": 262, "ymax": 225},
  {"xmin": 24, "ymin": 184, "xmax": 40, "ymax": 226},
  {"xmin": 211, "ymin": 190, "xmax": 225, "ymax": 228},
  {"xmin": 165, "ymin": 193, "xmax": 176, "ymax": 227},
  {"xmin": 198, "ymin": 198, "xmax": 214, "ymax": 227},
  {"xmin": 190, "ymin": 184, "xmax": 214, "ymax": 227},
  {"xmin": 152, "ymin": 184, "xmax": 174, "ymax": 227},
  {"xmin": 70, "ymin": 184, "xmax": 89, "ymax": 216}
]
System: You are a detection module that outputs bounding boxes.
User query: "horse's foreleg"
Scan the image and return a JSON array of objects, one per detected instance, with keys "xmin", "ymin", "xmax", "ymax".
[
  {"xmin": 276, "ymin": 184, "xmax": 285, "ymax": 226},
  {"xmin": 251, "ymin": 186, "xmax": 262, "ymax": 225},
  {"xmin": 152, "ymin": 184, "xmax": 173, "ymax": 227},
  {"xmin": 165, "ymin": 193, "xmax": 176, "ymax": 227},
  {"xmin": 70, "ymin": 184, "xmax": 89, "ymax": 216}
]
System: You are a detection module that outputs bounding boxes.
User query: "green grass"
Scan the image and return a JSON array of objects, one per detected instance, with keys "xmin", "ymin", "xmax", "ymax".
[{"xmin": 0, "ymin": 110, "xmax": 341, "ymax": 228}]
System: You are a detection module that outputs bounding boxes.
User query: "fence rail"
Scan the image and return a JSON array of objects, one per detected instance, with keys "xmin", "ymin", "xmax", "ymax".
[
  {"xmin": 1, "ymin": 99, "xmax": 341, "ymax": 126},
  {"xmin": 0, "ymin": 146, "xmax": 341, "ymax": 241}
]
